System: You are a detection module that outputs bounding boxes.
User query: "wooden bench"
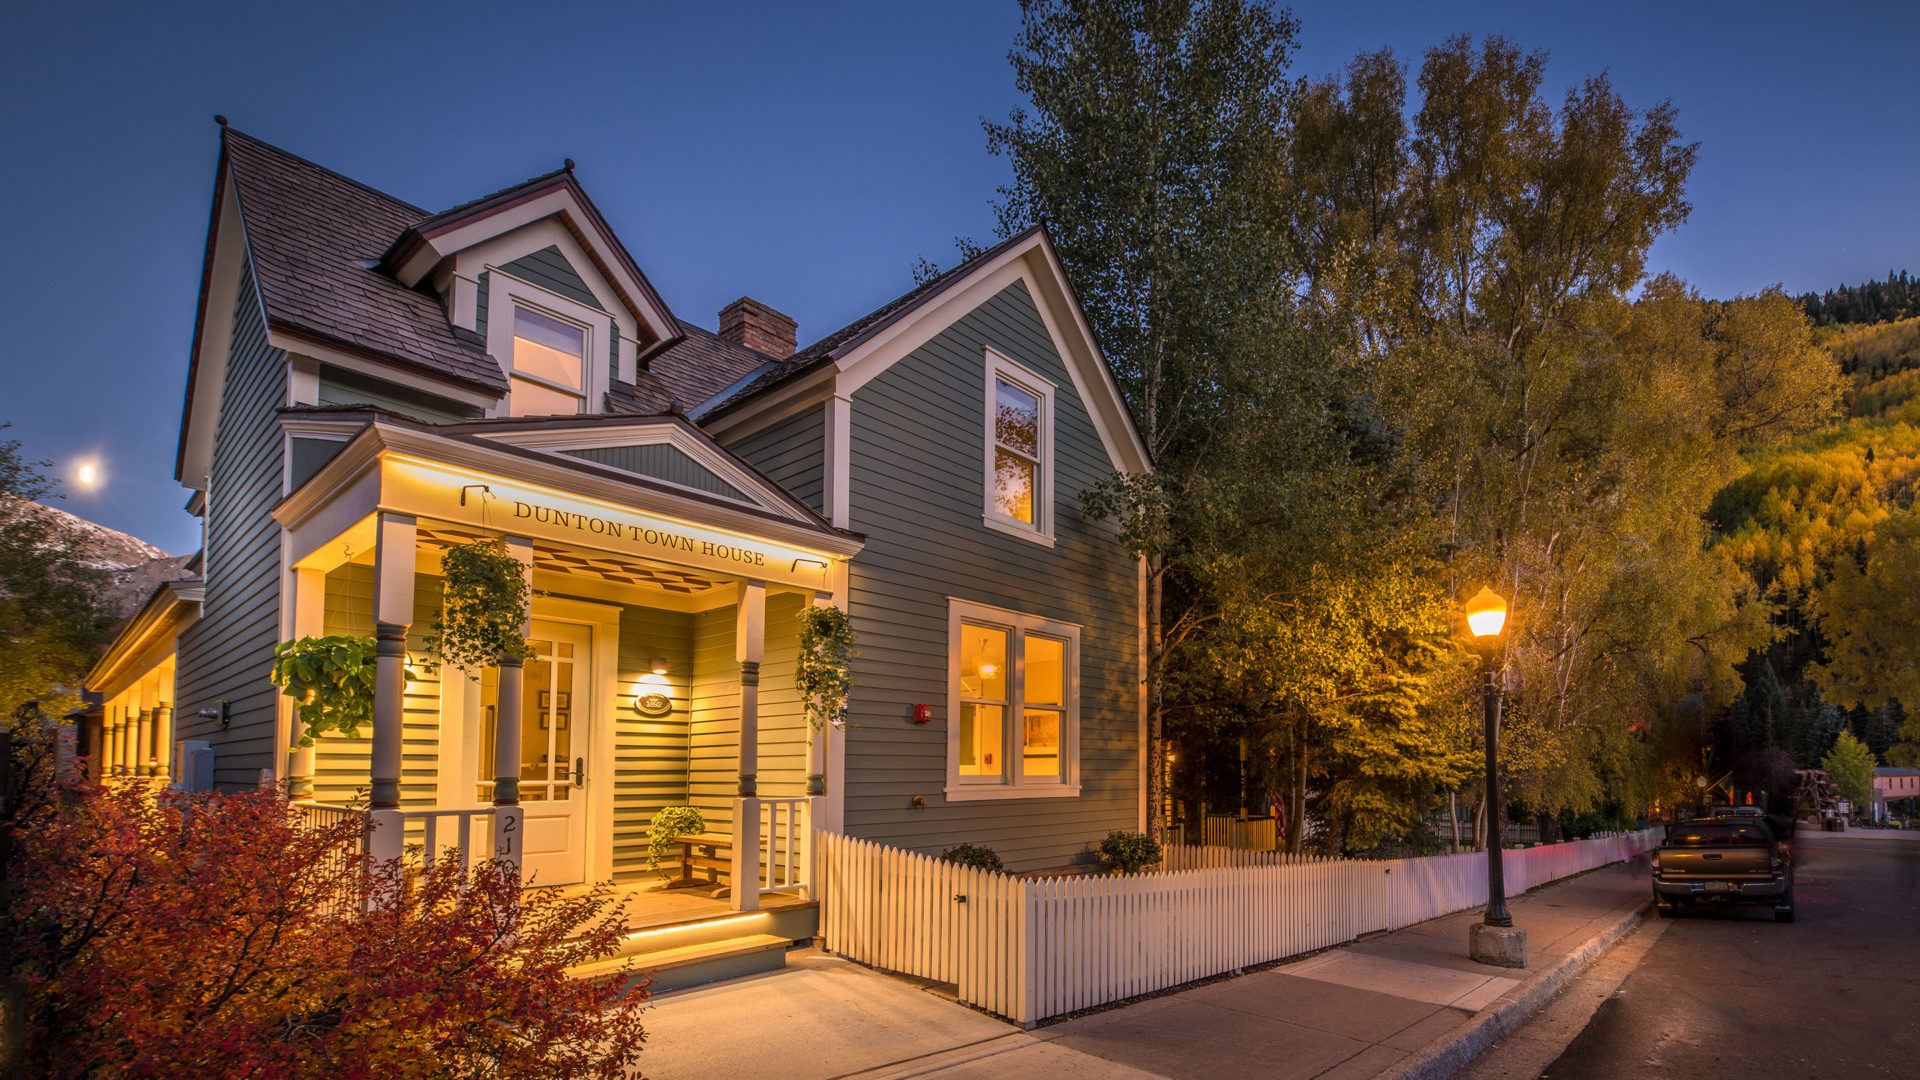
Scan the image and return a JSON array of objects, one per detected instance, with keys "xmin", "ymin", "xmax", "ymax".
[{"xmin": 662, "ymin": 832, "xmax": 733, "ymax": 896}]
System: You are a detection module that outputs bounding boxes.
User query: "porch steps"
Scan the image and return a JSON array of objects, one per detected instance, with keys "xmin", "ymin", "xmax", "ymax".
[{"xmin": 569, "ymin": 933, "xmax": 792, "ymax": 993}]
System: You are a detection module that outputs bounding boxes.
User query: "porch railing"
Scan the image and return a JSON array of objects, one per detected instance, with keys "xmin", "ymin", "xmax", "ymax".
[
  {"xmin": 293, "ymin": 802, "xmax": 524, "ymax": 900},
  {"xmin": 757, "ymin": 797, "xmax": 810, "ymax": 896}
]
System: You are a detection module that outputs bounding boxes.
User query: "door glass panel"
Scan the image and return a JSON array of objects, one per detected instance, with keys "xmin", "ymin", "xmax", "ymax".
[
  {"xmin": 521, "ymin": 654, "xmax": 550, "ymax": 800},
  {"xmin": 549, "ymin": 655, "xmax": 572, "ymax": 802},
  {"xmin": 959, "ymin": 625, "xmax": 1008, "ymax": 700}
]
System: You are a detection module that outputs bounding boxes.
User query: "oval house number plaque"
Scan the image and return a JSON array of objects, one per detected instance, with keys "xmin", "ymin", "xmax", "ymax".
[{"xmin": 635, "ymin": 692, "xmax": 672, "ymax": 718}]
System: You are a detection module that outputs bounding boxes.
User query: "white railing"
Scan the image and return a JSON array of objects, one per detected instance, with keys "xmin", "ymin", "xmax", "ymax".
[
  {"xmin": 758, "ymin": 798, "xmax": 810, "ymax": 895},
  {"xmin": 294, "ymin": 801, "xmax": 525, "ymax": 894},
  {"xmin": 818, "ymin": 828, "xmax": 1657, "ymax": 1026}
]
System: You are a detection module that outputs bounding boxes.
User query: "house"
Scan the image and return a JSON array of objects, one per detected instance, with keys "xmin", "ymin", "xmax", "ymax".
[
  {"xmin": 87, "ymin": 123, "xmax": 1150, "ymax": 944},
  {"xmin": 1871, "ymin": 767, "xmax": 1919, "ymax": 822}
]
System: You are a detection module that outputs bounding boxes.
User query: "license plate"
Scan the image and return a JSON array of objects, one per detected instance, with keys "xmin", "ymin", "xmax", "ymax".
[{"xmin": 1705, "ymin": 881, "xmax": 1731, "ymax": 893}]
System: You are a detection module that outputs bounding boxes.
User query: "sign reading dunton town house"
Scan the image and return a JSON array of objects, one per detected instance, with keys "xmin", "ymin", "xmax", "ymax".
[{"xmin": 379, "ymin": 457, "xmax": 838, "ymax": 590}]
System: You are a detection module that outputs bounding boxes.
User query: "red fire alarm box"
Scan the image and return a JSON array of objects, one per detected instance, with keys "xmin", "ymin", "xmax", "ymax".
[{"xmin": 912, "ymin": 704, "xmax": 932, "ymax": 724}]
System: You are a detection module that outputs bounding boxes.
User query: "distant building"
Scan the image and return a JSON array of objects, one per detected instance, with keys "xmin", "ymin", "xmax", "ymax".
[{"xmin": 1871, "ymin": 767, "xmax": 1919, "ymax": 822}]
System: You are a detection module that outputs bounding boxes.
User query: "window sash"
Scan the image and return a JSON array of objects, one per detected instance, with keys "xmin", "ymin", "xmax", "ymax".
[
  {"xmin": 983, "ymin": 357, "xmax": 1052, "ymax": 537},
  {"xmin": 950, "ymin": 610, "xmax": 1076, "ymax": 791}
]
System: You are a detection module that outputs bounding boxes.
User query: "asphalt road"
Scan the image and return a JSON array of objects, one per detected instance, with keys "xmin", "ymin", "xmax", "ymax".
[{"xmin": 1531, "ymin": 832, "xmax": 1920, "ymax": 1079}]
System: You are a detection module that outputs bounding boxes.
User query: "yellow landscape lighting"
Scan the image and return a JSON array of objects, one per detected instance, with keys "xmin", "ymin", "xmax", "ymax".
[
  {"xmin": 1464, "ymin": 586, "xmax": 1508, "ymax": 639},
  {"xmin": 621, "ymin": 912, "xmax": 769, "ymax": 940}
]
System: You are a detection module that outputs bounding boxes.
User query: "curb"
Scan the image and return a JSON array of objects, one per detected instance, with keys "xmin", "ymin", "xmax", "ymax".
[{"xmin": 1374, "ymin": 898, "xmax": 1651, "ymax": 1080}]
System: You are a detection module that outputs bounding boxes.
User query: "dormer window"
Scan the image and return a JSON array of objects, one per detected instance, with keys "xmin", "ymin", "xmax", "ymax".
[{"xmin": 509, "ymin": 307, "xmax": 587, "ymax": 416}]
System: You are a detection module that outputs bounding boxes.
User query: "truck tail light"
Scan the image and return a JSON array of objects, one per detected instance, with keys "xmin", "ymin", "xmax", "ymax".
[{"xmin": 1650, "ymin": 852, "xmax": 1661, "ymax": 872}]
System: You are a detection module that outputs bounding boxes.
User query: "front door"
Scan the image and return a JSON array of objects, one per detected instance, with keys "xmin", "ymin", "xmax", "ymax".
[{"xmin": 479, "ymin": 620, "xmax": 592, "ymax": 885}]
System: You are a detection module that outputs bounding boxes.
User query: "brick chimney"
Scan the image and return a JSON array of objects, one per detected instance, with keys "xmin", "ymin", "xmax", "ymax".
[{"xmin": 718, "ymin": 297, "xmax": 797, "ymax": 359}]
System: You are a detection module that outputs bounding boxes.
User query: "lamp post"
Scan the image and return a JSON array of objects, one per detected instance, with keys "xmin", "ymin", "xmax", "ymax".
[{"xmin": 1465, "ymin": 586, "xmax": 1525, "ymax": 967}]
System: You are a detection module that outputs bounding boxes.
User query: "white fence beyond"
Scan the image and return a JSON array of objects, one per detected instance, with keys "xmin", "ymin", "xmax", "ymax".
[{"xmin": 818, "ymin": 828, "xmax": 1656, "ymax": 1026}]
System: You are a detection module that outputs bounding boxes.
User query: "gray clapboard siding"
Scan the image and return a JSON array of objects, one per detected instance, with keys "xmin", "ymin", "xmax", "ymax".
[
  {"xmin": 310, "ymin": 565, "xmax": 443, "ymax": 818},
  {"xmin": 288, "ymin": 437, "xmax": 348, "ymax": 492},
  {"xmin": 173, "ymin": 257, "xmax": 291, "ymax": 788},
  {"xmin": 841, "ymin": 279, "xmax": 1140, "ymax": 870},
  {"xmin": 725, "ymin": 404, "xmax": 826, "ymax": 515},
  {"xmin": 316, "ymin": 366, "xmax": 481, "ymax": 423},
  {"xmin": 688, "ymin": 605, "xmax": 738, "ymax": 831},
  {"xmin": 561, "ymin": 444, "xmax": 752, "ymax": 503},
  {"xmin": 611, "ymin": 604, "xmax": 694, "ymax": 879}
]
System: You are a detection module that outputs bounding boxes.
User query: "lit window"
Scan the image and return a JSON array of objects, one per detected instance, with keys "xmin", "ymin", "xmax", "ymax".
[
  {"xmin": 983, "ymin": 350, "xmax": 1054, "ymax": 543},
  {"xmin": 947, "ymin": 599, "xmax": 1079, "ymax": 799},
  {"xmin": 509, "ymin": 307, "xmax": 586, "ymax": 416}
]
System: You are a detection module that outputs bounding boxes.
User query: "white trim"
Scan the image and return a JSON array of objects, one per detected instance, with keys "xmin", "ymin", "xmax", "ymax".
[
  {"xmin": 287, "ymin": 356, "xmax": 320, "ymax": 407},
  {"xmin": 274, "ymin": 336, "xmax": 499, "ymax": 409},
  {"xmin": 824, "ymin": 394, "xmax": 852, "ymax": 529},
  {"xmin": 981, "ymin": 349, "xmax": 1056, "ymax": 546},
  {"xmin": 943, "ymin": 597, "xmax": 1081, "ymax": 801},
  {"xmin": 179, "ymin": 170, "xmax": 260, "ymax": 487},
  {"xmin": 476, "ymin": 421, "xmax": 810, "ymax": 522},
  {"xmin": 485, "ymin": 273, "xmax": 609, "ymax": 420}
]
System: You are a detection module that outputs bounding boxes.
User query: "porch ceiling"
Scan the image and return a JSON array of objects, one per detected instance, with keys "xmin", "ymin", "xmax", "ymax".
[{"xmin": 415, "ymin": 522, "xmax": 732, "ymax": 595}]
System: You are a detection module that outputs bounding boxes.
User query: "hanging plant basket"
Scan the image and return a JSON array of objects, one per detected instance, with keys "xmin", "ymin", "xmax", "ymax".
[
  {"xmin": 797, "ymin": 604, "xmax": 856, "ymax": 731},
  {"xmin": 426, "ymin": 538, "xmax": 533, "ymax": 675},
  {"xmin": 271, "ymin": 634, "xmax": 410, "ymax": 746}
]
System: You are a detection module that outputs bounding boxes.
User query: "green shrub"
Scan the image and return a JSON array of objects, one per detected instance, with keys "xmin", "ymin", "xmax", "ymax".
[
  {"xmin": 940, "ymin": 843, "xmax": 1004, "ymax": 872},
  {"xmin": 1098, "ymin": 830, "xmax": 1162, "ymax": 874}
]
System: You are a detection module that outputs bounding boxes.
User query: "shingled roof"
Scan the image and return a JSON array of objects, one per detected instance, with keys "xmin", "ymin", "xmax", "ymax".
[{"xmin": 222, "ymin": 129, "xmax": 508, "ymax": 393}]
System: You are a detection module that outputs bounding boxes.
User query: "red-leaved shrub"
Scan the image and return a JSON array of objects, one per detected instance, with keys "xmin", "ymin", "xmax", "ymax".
[{"xmin": 2, "ymin": 773, "xmax": 647, "ymax": 1078}]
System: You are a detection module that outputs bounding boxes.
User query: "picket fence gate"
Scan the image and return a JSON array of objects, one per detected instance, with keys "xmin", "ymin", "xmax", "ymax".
[{"xmin": 816, "ymin": 828, "xmax": 1656, "ymax": 1026}]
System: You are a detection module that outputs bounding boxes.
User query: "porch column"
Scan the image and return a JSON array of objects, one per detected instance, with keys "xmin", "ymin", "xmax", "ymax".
[
  {"xmin": 731, "ymin": 579, "xmax": 767, "ymax": 912},
  {"xmin": 805, "ymin": 590, "xmax": 831, "ymax": 797},
  {"xmin": 286, "ymin": 568, "xmax": 324, "ymax": 799},
  {"xmin": 151, "ymin": 704, "xmax": 173, "ymax": 783},
  {"xmin": 493, "ymin": 537, "xmax": 534, "ymax": 807},
  {"xmin": 107, "ymin": 704, "xmax": 124, "ymax": 776},
  {"xmin": 369, "ymin": 513, "xmax": 416, "ymax": 811},
  {"xmin": 134, "ymin": 710, "xmax": 153, "ymax": 778}
]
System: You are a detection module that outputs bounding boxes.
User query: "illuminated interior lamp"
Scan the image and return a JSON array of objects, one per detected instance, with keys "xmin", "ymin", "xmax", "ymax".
[{"xmin": 1464, "ymin": 586, "xmax": 1508, "ymax": 639}]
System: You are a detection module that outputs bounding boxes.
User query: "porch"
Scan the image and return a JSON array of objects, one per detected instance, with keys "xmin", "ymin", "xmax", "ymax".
[{"xmin": 274, "ymin": 415, "xmax": 861, "ymax": 915}]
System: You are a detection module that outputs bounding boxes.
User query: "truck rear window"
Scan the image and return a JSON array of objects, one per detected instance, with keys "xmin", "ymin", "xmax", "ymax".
[{"xmin": 1667, "ymin": 823, "xmax": 1769, "ymax": 846}]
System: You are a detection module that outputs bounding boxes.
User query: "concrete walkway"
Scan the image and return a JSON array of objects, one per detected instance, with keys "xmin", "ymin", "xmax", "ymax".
[{"xmin": 638, "ymin": 858, "xmax": 1652, "ymax": 1080}]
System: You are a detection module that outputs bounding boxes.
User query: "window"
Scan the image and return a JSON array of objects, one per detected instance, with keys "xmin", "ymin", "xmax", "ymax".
[
  {"xmin": 947, "ymin": 598, "xmax": 1079, "ymax": 799},
  {"xmin": 509, "ymin": 307, "xmax": 587, "ymax": 416},
  {"xmin": 983, "ymin": 350, "xmax": 1055, "ymax": 544}
]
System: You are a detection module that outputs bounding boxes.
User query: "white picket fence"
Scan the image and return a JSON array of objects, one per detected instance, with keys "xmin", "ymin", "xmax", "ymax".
[{"xmin": 817, "ymin": 828, "xmax": 1655, "ymax": 1026}]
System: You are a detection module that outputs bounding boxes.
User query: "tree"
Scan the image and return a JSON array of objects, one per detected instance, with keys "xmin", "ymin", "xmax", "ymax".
[
  {"xmin": 1820, "ymin": 729, "xmax": 1877, "ymax": 809},
  {"xmin": 987, "ymin": 0, "xmax": 1303, "ymax": 837},
  {"xmin": 3, "ymin": 778, "xmax": 648, "ymax": 1078},
  {"xmin": 0, "ymin": 427, "xmax": 116, "ymax": 717}
]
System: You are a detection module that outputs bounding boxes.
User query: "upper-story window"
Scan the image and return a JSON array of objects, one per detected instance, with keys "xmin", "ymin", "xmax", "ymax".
[
  {"xmin": 509, "ymin": 306, "xmax": 587, "ymax": 416},
  {"xmin": 983, "ymin": 349, "xmax": 1055, "ymax": 545}
]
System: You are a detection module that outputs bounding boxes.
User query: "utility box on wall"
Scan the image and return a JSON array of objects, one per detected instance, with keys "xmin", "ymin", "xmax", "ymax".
[{"xmin": 174, "ymin": 740, "xmax": 215, "ymax": 792}]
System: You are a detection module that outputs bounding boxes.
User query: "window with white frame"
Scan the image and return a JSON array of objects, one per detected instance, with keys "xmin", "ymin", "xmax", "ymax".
[
  {"xmin": 947, "ymin": 598, "xmax": 1080, "ymax": 799},
  {"xmin": 983, "ymin": 350, "xmax": 1054, "ymax": 543},
  {"xmin": 508, "ymin": 306, "xmax": 588, "ymax": 416}
]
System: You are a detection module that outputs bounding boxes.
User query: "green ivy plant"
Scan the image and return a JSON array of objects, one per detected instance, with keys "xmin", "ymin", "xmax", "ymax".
[
  {"xmin": 647, "ymin": 805, "xmax": 707, "ymax": 871},
  {"xmin": 796, "ymin": 604, "xmax": 856, "ymax": 730},
  {"xmin": 1098, "ymin": 830, "xmax": 1163, "ymax": 874},
  {"xmin": 426, "ymin": 538, "xmax": 533, "ymax": 675},
  {"xmin": 940, "ymin": 843, "xmax": 1005, "ymax": 872},
  {"xmin": 270, "ymin": 635, "xmax": 411, "ymax": 746}
]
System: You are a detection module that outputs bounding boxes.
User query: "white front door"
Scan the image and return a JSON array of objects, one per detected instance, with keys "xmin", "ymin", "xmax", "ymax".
[{"xmin": 503, "ymin": 621, "xmax": 592, "ymax": 886}]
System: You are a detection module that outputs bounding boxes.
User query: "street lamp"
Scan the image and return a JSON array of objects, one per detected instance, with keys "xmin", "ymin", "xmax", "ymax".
[{"xmin": 1465, "ymin": 585, "xmax": 1525, "ymax": 968}]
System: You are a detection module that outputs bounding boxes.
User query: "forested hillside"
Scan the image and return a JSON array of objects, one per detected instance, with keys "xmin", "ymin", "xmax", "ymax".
[
  {"xmin": 1798, "ymin": 270, "xmax": 1918, "ymax": 327},
  {"xmin": 1711, "ymin": 303, "xmax": 1920, "ymax": 782}
]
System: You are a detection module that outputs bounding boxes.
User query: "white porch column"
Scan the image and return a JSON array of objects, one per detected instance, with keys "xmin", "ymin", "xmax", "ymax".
[
  {"xmin": 286, "ymin": 567, "xmax": 324, "ymax": 799},
  {"xmin": 731, "ymin": 579, "xmax": 767, "ymax": 912},
  {"xmin": 492, "ymin": 537, "xmax": 533, "ymax": 873},
  {"xmin": 134, "ymin": 710, "xmax": 152, "ymax": 778},
  {"xmin": 107, "ymin": 703, "xmax": 124, "ymax": 777},
  {"xmin": 152, "ymin": 661, "xmax": 176, "ymax": 783},
  {"xmin": 369, "ymin": 513, "xmax": 416, "ymax": 811}
]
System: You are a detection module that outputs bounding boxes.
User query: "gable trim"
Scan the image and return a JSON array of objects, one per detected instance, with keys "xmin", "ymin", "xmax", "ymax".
[{"xmin": 177, "ymin": 162, "xmax": 270, "ymax": 488}]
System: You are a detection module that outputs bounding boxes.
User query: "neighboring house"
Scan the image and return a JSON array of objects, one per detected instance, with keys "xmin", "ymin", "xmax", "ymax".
[
  {"xmin": 1871, "ymin": 767, "xmax": 1919, "ymax": 822},
  {"xmin": 90, "ymin": 123, "xmax": 1149, "ymax": 925}
]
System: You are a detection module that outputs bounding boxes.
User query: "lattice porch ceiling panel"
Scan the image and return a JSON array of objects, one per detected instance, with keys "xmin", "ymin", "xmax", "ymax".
[{"xmin": 414, "ymin": 523, "xmax": 728, "ymax": 595}]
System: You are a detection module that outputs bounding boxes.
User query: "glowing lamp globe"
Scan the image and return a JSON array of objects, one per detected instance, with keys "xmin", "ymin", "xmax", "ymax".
[{"xmin": 1464, "ymin": 586, "xmax": 1508, "ymax": 639}]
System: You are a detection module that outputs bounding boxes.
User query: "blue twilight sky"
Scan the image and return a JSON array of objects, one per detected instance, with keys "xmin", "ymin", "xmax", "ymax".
[{"xmin": 2, "ymin": 1, "xmax": 1915, "ymax": 555}]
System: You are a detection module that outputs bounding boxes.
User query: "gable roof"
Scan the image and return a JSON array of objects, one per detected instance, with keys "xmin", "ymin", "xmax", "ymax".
[
  {"xmin": 695, "ymin": 227, "xmax": 1040, "ymax": 422},
  {"xmin": 222, "ymin": 129, "xmax": 507, "ymax": 393}
]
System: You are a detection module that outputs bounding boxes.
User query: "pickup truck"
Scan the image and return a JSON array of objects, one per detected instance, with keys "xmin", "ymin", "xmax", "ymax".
[{"xmin": 1652, "ymin": 818, "xmax": 1795, "ymax": 922}]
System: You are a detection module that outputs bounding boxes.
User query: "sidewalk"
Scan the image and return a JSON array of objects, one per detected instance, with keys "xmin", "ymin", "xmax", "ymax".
[{"xmin": 638, "ymin": 858, "xmax": 1651, "ymax": 1080}]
